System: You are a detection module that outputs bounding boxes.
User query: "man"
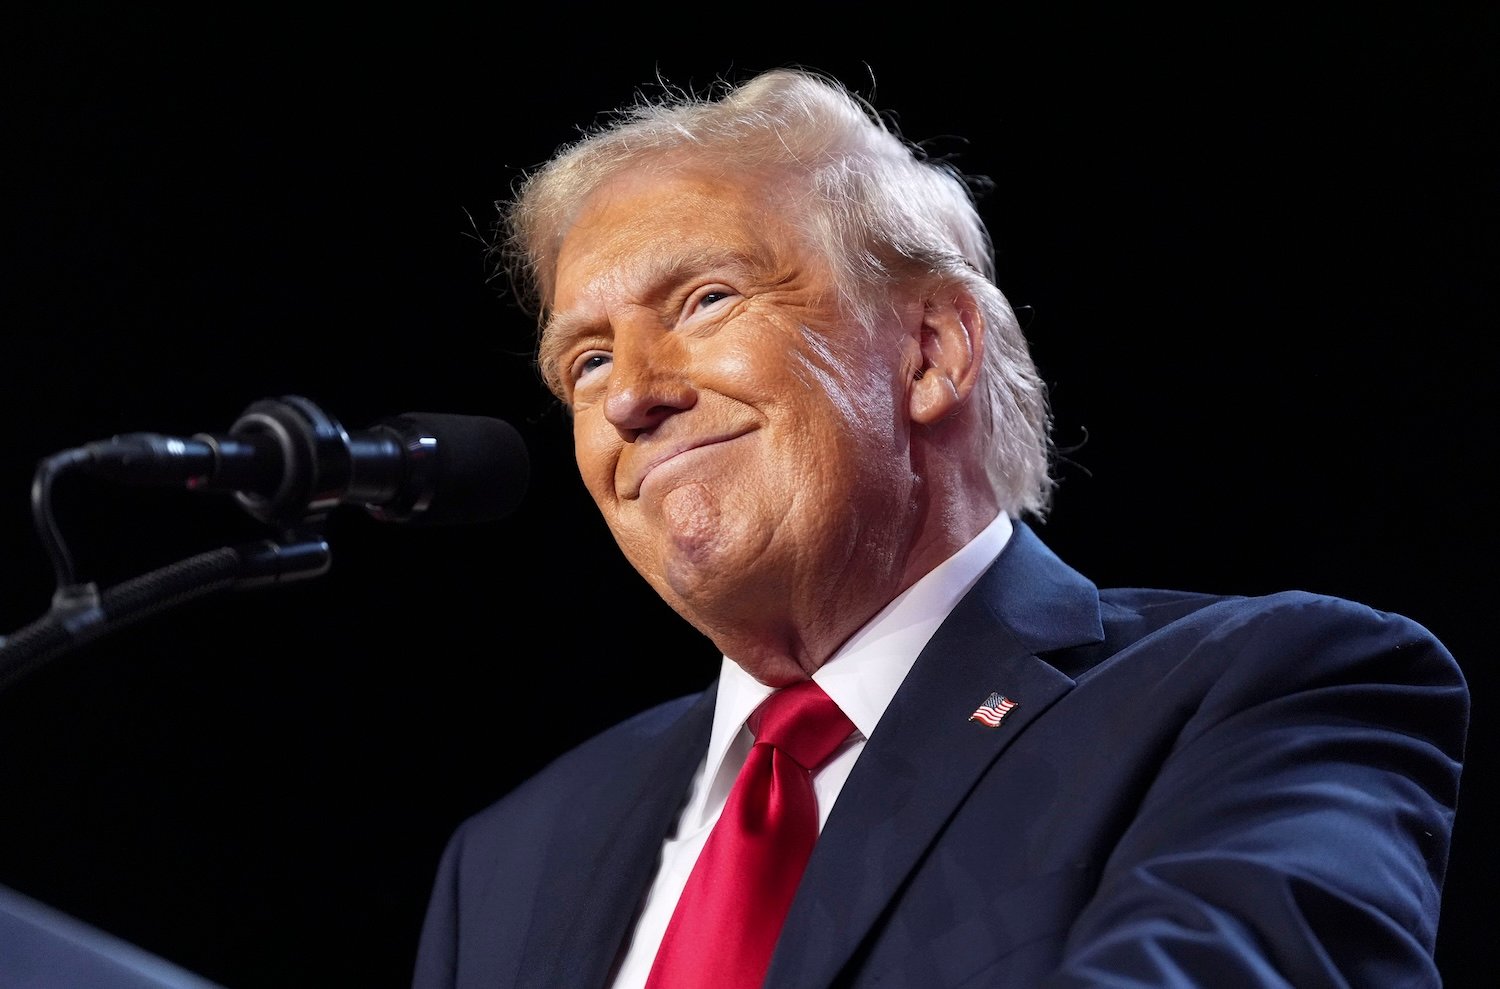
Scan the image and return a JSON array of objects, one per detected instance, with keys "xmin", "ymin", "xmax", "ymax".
[{"xmin": 413, "ymin": 67, "xmax": 1467, "ymax": 988}]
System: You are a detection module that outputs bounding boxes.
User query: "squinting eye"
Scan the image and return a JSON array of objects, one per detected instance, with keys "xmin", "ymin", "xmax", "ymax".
[
  {"xmin": 572, "ymin": 352, "xmax": 612, "ymax": 383},
  {"xmin": 686, "ymin": 287, "xmax": 736, "ymax": 319}
]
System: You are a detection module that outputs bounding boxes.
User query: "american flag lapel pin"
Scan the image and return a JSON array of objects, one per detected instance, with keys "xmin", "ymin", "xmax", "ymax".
[{"xmin": 968, "ymin": 691, "xmax": 1018, "ymax": 728}]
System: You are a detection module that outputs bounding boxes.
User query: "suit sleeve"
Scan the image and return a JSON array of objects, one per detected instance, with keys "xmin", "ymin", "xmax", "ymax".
[{"xmin": 1044, "ymin": 594, "xmax": 1468, "ymax": 988}]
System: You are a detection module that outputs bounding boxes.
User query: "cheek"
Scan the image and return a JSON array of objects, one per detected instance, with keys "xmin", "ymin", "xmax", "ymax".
[
  {"xmin": 708, "ymin": 340, "xmax": 766, "ymax": 396},
  {"xmin": 788, "ymin": 337, "xmax": 905, "ymax": 442},
  {"xmin": 572, "ymin": 414, "xmax": 619, "ymax": 504},
  {"xmin": 721, "ymin": 320, "xmax": 896, "ymax": 427}
]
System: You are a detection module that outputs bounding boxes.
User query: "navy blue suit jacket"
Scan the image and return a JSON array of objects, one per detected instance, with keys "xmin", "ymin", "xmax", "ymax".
[{"xmin": 413, "ymin": 523, "xmax": 1467, "ymax": 987}]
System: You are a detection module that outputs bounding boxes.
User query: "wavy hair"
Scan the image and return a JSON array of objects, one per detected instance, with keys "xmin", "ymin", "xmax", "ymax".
[{"xmin": 498, "ymin": 67, "xmax": 1054, "ymax": 518}]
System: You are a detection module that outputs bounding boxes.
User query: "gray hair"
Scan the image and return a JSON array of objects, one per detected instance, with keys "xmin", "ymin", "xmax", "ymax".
[{"xmin": 498, "ymin": 67, "xmax": 1054, "ymax": 518}]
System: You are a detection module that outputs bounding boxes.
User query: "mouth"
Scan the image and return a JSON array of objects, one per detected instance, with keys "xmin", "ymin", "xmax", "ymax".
[{"xmin": 625, "ymin": 428, "xmax": 754, "ymax": 500}]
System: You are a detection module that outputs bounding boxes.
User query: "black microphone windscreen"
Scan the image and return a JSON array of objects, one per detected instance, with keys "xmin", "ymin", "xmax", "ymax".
[{"xmin": 397, "ymin": 412, "xmax": 530, "ymax": 525}]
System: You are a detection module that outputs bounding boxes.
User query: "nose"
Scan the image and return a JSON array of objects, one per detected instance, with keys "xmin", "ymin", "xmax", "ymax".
[{"xmin": 602, "ymin": 321, "xmax": 697, "ymax": 439}]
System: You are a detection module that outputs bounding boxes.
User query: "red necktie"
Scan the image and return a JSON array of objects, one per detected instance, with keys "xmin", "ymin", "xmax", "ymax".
[{"xmin": 644, "ymin": 679, "xmax": 855, "ymax": 989}]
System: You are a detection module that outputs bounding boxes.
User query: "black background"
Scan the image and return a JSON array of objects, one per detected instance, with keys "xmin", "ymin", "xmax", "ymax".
[{"xmin": 2, "ymin": 5, "xmax": 1494, "ymax": 987}]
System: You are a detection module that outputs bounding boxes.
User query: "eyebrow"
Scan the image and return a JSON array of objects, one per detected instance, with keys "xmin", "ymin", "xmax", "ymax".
[{"xmin": 539, "ymin": 245, "xmax": 763, "ymax": 374}]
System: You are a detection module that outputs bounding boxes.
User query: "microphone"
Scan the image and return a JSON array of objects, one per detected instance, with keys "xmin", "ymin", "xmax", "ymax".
[{"xmin": 73, "ymin": 395, "xmax": 530, "ymax": 527}]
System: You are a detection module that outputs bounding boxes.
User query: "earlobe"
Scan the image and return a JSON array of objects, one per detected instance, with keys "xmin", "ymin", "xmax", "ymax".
[
  {"xmin": 910, "ymin": 372, "xmax": 961, "ymax": 424},
  {"xmin": 908, "ymin": 288, "xmax": 983, "ymax": 426}
]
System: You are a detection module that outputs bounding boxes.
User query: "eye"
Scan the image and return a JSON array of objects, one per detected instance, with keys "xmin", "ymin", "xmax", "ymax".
[
  {"xmin": 682, "ymin": 285, "xmax": 737, "ymax": 322},
  {"xmin": 570, "ymin": 351, "xmax": 612, "ymax": 384}
]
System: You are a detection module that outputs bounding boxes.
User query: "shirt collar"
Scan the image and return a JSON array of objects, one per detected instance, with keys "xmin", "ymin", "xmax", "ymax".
[{"xmin": 703, "ymin": 511, "xmax": 1014, "ymax": 784}]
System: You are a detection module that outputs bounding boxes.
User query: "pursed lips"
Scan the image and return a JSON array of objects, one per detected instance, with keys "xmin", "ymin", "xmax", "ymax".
[{"xmin": 622, "ymin": 429, "xmax": 753, "ymax": 499}]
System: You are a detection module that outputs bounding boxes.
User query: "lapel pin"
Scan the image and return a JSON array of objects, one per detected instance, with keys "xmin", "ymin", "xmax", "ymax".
[{"xmin": 968, "ymin": 691, "xmax": 1018, "ymax": 728}]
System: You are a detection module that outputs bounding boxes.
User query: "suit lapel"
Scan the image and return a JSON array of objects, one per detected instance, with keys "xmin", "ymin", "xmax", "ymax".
[
  {"xmin": 517, "ymin": 687, "xmax": 716, "ymax": 989},
  {"xmin": 765, "ymin": 523, "xmax": 1104, "ymax": 989}
]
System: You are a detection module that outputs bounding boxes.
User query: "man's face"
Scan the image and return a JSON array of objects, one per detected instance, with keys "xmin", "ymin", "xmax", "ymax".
[{"xmin": 543, "ymin": 167, "xmax": 921, "ymax": 645}]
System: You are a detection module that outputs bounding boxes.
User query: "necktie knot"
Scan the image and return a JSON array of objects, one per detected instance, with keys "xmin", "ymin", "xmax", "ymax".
[{"xmin": 748, "ymin": 679, "xmax": 855, "ymax": 773}]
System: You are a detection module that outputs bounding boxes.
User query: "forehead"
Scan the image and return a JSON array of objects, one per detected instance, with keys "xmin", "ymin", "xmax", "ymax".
[{"xmin": 549, "ymin": 166, "xmax": 807, "ymax": 310}]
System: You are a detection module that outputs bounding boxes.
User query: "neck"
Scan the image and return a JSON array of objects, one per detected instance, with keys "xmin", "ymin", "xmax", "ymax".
[{"xmin": 706, "ymin": 496, "xmax": 1001, "ymax": 688}]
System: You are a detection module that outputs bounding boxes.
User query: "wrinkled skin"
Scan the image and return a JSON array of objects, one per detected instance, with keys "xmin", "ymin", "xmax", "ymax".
[{"xmin": 542, "ymin": 165, "xmax": 996, "ymax": 685}]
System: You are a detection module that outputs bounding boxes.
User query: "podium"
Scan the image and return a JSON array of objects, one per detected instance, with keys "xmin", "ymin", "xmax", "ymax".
[{"xmin": 0, "ymin": 884, "xmax": 227, "ymax": 988}]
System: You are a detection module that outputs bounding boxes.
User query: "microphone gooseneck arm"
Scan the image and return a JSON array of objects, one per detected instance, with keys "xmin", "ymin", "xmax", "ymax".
[
  {"xmin": 31, "ymin": 446, "xmax": 91, "ymax": 590},
  {"xmin": 0, "ymin": 394, "xmax": 529, "ymax": 694},
  {"xmin": 0, "ymin": 538, "xmax": 331, "ymax": 693},
  {"xmin": 4, "ymin": 432, "xmax": 334, "ymax": 690}
]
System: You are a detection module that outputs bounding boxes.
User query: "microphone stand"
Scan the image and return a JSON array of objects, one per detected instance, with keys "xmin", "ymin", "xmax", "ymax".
[{"xmin": 0, "ymin": 442, "xmax": 332, "ymax": 694}]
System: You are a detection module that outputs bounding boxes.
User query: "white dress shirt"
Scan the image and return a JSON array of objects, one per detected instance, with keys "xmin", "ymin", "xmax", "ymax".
[{"xmin": 606, "ymin": 512, "xmax": 1014, "ymax": 988}]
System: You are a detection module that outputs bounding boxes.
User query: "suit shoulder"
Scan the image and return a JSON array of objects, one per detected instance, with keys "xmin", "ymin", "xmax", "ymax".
[
  {"xmin": 1103, "ymin": 586, "xmax": 1448, "ymax": 648},
  {"xmin": 1103, "ymin": 587, "xmax": 1464, "ymax": 706}
]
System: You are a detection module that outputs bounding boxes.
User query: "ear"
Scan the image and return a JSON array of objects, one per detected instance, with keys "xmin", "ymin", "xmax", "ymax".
[{"xmin": 908, "ymin": 286, "xmax": 984, "ymax": 425}]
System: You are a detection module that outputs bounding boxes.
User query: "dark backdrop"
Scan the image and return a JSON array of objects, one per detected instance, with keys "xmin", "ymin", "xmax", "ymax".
[{"xmin": 2, "ymin": 6, "xmax": 1494, "ymax": 987}]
